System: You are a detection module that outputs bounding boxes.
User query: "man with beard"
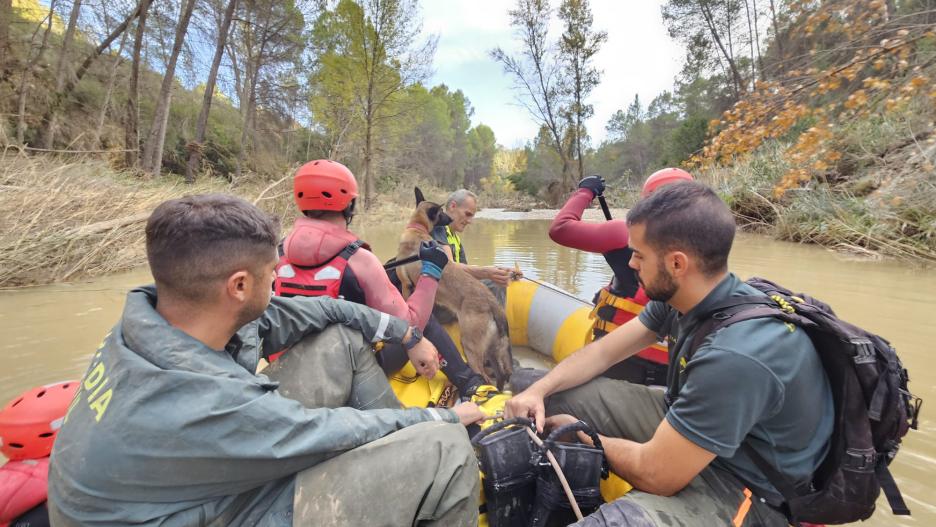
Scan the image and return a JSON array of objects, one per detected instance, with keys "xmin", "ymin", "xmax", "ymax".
[
  {"xmin": 48, "ymin": 194, "xmax": 484, "ymax": 527},
  {"xmin": 506, "ymin": 182, "xmax": 832, "ymax": 526}
]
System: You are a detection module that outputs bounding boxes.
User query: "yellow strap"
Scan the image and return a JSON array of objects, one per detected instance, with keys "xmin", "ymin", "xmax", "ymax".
[
  {"xmin": 446, "ymin": 226, "xmax": 462, "ymax": 264},
  {"xmin": 595, "ymin": 288, "xmax": 644, "ymax": 315}
]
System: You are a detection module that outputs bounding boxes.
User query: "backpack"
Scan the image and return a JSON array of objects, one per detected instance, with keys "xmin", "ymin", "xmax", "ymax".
[{"xmin": 685, "ymin": 277, "xmax": 922, "ymax": 525}]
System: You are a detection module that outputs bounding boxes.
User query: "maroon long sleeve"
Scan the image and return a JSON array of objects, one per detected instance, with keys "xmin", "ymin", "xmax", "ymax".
[{"xmin": 548, "ymin": 189, "xmax": 629, "ymax": 253}]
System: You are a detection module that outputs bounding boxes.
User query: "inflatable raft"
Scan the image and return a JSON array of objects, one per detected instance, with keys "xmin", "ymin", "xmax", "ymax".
[{"xmin": 389, "ymin": 277, "xmax": 595, "ymax": 408}]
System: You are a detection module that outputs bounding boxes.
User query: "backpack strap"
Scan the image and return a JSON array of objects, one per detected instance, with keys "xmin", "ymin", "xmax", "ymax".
[
  {"xmin": 875, "ymin": 461, "xmax": 911, "ymax": 515},
  {"xmin": 739, "ymin": 442, "xmax": 802, "ymax": 521}
]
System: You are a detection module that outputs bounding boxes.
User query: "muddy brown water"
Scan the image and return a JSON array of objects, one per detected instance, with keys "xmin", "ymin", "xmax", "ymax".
[{"xmin": 1, "ymin": 213, "xmax": 933, "ymax": 525}]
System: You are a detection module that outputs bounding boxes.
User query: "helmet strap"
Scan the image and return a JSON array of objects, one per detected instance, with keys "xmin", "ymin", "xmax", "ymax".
[{"xmin": 343, "ymin": 199, "xmax": 356, "ymax": 226}]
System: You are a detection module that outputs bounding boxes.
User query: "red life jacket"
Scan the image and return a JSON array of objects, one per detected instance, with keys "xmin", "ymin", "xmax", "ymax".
[
  {"xmin": 590, "ymin": 286, "xmax": 668, "ymax": 365},
  {"xmin": 0, "ymin": 458, "xmax": 48, "ymax": 524},
  {"xmin": 274, "ymin": 239, "xmax": 366, "ymax": 299},
  {"xmin": 269, "ymin": 239, "xmax": 366, "ymax": 363}
]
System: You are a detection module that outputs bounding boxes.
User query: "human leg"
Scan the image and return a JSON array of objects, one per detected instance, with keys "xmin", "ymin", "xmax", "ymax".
[
  {"xmin": 548, "ymin": 379, "xmax": 786, "ymax": 526},
  {"xmin": 546, "ymin": 377, "xmax": 667, "ymax": 442},
  {"xmin": 264, "ymin": 324, "xmax": 401, "ymax": 410},
  {"xmin": 292, "ymin": 421, "xmax": 479, "ymax": 527}
]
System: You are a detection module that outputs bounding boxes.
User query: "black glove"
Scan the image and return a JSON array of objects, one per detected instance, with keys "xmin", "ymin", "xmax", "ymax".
[
  {"xmin": 577, "ymin": 175, "xmax": 605, "ymax": 198},
  {"xmin": 419, "ymin": 240, "xmax": 449, "ymax": 280}
]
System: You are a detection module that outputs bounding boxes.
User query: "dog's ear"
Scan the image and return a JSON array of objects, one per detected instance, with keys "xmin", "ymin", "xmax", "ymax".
[
  {"xmin": 414, "ymin": 187, "xmax": 425, "ymax": 205},
  {"xmin": 426, "ymin": 205, "xmax": 441, "ymax": 224}
]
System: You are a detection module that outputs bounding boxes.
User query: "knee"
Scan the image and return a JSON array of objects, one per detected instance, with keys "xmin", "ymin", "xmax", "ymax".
[{"xmin": 571, "ymin": 499, "xmax": 656, "ymax": 527}]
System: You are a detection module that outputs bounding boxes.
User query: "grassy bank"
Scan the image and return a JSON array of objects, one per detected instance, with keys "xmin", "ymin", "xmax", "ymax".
[
  {"xmin": 698, "ymin": 119, "xmax": 936, "ymax": 263},
  {"xmin": 0, "ymin": 152, "xmax": 418, "ymax": 288}
]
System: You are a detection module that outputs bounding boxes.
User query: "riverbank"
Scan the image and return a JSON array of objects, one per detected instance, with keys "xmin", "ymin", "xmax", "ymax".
[{"xmin": 0, "ymin": 153, "xmax": 414, "ymax": 288}]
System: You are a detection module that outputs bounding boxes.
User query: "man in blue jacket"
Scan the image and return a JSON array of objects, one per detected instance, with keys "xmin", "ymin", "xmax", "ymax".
[{"xmin": 48, "ymin": 193, "xmax": 484, "ymax": 526}]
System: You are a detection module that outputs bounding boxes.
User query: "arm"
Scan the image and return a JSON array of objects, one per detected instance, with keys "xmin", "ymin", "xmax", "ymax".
[
  {"xmin": 505, "ymin": 317, "xmax": 658, "ymax": 431},
  {"xmin": 258, "ymin": 294, "xmax": 410, "ymax": 357},
  {"xmin": 548, "ymin": 189, "xmax": 629, "ymax": 253},
  {"xmin": 441, "ymin": 245, "xmax": 516, "ymax": 286},
  {"xmin": 349, "ymin": 249, "xmax": 438, "ymax": 330}
]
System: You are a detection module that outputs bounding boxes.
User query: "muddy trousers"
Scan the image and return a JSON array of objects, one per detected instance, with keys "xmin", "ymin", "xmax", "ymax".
[
  {"xmin": 378, "ymin": 315, "xmax": 486, "ymax": 395},
  {"xmin": 547, "ymin": 378, "xmax": 789, "ymax": 527},
  {"xmin": 264, "ymin": 324, "xmax": 479, "ymax": 527}
]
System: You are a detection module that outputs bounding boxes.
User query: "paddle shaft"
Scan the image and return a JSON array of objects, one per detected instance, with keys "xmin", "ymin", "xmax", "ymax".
[{"xmin": 597, "ymin": 194, "xmax": 612, "ymax": 221}]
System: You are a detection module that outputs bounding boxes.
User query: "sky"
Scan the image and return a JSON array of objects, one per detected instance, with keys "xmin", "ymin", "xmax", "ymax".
[{"xmin": 420, "ymin": 0, "xmax": 686, "ymax": 148}]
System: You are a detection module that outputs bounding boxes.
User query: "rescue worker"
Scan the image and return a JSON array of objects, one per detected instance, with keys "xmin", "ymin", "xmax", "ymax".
[
  {"xmin": 507, "ymin": 182, "xmax": 832, "ymax": 527},
  {"xmin": 548, "ymin": 168, "xmax": 693, "ymax": 385},
  {"xmin": 48, "ymin": 193, "xmax": 485, "ymax": 526},
  {"xmin": 275, "ymin": 160, "xmax": 497, "ymax": 401}
]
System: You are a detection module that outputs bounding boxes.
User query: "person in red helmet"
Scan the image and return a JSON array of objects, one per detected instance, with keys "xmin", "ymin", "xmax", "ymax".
[
  {"xmin": 548, "ymin": 168, "xmax": 693, "ymax": 385},
  {"xmin": 275, "ymin": 159, "xmax": 496, "ymax": 401},
  {"xmin": 0, "ymin": 381, "xmax": 78, "ymax": 527}
]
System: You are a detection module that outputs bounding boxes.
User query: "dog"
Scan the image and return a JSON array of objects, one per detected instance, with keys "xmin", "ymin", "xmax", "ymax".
[{"xmin": 395, "ymin": 188, "xmax": 513, "ymax": 390}]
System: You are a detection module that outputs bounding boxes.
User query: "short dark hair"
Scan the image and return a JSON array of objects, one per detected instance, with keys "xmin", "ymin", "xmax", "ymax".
[
  {"xmin": 146, "ymin": 194, "xmax": 280, "ymax": 302},
  {"xmin": 627, "ymin": 181, "xmax": 735, "ymax": 276}
]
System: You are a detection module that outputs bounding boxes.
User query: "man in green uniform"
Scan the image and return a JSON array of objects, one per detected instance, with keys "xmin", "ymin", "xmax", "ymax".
[
  {"xmin": 506, "ymin": 182, "xmax": 833, "ymax": 526},
  {"xmin": 48, "ymin": 194, "xmax": 484, "ymax": 527}
]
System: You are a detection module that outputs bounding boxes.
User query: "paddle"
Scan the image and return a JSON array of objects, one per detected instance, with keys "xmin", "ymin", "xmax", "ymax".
[{"xmin": 597, "ymin": 194, "xmax": 612, "ymax": 221}]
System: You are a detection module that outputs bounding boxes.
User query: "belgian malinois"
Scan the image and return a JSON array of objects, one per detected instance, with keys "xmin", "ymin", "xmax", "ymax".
[{"xmin": 395, "ymin": 188, "xmax": 513, "ymax": 390}]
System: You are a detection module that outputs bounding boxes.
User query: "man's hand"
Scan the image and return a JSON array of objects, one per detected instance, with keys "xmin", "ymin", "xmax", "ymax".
[
  {"xmin": 405, "ymin": 329, "xmax": 439, "ymax": 379},
  {"xmin": 544, "ymin": 414, "xmax": 595, "ymax": 445},
  {"xmin": 485, "ymin": 266, "xmax": 514, "ymax": 287},
  {"xmin": 577, "ymin": 175, "xmax": 606, "ymax": 198},
  {"xmin": 505, "ymin": 387, "xmax": 547, "ymax": 433},
  {"xmin": 451, "ymin": 402, "xmax": 486, "ymax": 426}
]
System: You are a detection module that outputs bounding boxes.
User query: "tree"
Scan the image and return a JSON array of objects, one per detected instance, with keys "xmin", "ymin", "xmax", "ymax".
[
  {"xmin": 309, "ymin": 0, "xmax": 436, "ymax": 208},
  {"xmin": 140, "ymin": 0, "xmax": 197, "ymax": 175},
  {"xmin": 14, "ymin": 0, "xmax": 58, "ymax": 145},
  {"xmin": 125, "ymin": 0, "xmax": 152, "ymax": 167},
  {"xmin": 0, "ymin": 0, "xmax": 10, "ymax": 75},
  {"xmin": 465, "ymin": 124, "xmax": 496, "ymax": 189},
  {"xmin": 36, "ymin": 1, "xmax": 148, "ymax": 152},
  {"xmin": 39, "ymin": 0, "xmax": 84, "ymax": 148},
  {"xmin": 491, "ymin": 0, "xmax": 574, "ymax": 200},
  {"xmin": 184, "ymin": 0, "xmax": 238, "ymax": 183},
  {"xmin": 227, "ymin": 0, "xmax": 305, "ymax": 178},
  {"xmin": 557, "ymin": 0, "xmax": 606, "ymax": 180},
  {"xmin": 662, "ymin": 0, "xmax": 746, "ymax": 99}
]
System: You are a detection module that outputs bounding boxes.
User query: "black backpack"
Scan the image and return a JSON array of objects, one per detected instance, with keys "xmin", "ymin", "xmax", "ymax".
[{"xmin": 684, "ymin": 277, "xmax": 922, "ymax": 525}]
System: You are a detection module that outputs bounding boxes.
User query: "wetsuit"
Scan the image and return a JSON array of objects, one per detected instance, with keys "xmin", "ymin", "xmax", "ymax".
[
  {"xmin": 548, "ymin": 188, "xmax": 668, "ymax": 385},
  {"xmin": 275, "ymin": 216, "xmax": 482, "ymax": 394}
]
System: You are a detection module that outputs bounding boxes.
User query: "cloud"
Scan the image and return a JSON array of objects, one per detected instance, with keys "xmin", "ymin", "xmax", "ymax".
[{"xmin": 420, "ymin": 0, "xmax": 685, "ymax": 146}]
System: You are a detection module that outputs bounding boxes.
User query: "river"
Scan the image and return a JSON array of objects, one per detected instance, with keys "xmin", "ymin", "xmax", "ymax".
[{"xmin": 1, "ymin": 214, "xmax": 933, "ymax": 525}]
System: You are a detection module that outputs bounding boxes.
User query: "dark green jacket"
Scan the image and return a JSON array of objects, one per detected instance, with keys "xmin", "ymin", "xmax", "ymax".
[{"xmin": 48, "ymin": 287, "xmax": 457, "ymax": 526}]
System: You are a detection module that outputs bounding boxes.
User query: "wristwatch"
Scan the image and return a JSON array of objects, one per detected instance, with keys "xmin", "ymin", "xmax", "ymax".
[{"xmin": 403, "ymin": 326, "xmax": 423, "ymax": 351}]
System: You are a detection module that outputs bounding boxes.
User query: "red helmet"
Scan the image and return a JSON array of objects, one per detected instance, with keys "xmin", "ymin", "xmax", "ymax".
[
  {"xmin": 0, "ymin": 381, "xmax": 78, "ymax": 460},
  {"xmin": 641, "ymin": 168, "xmax": 694, "ymax": 198},
  {"xmin": 293, "ymin": 160, "xmax": 358, "ymax": 213}
]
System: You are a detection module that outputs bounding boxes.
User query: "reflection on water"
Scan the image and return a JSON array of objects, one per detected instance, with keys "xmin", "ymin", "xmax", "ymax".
[{"xmin": 2, "ymin": 217, "xmax": 934, "ymax": 525}]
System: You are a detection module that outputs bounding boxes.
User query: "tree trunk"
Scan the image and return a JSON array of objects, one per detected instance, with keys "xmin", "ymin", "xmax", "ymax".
[
  {"xmin": 125, "ymin": 0, "xmax": 151, "ymax": 167},
  {"xmin": 768, "ymin": 0, "xmax": 783, "ymax": 62},
  {"xmin": 94, "ymin": 30, "xmax": 129, "ymax": 147},
  {"xmin": 141, "ymin": 0, "xmax": 197, "ymax": 175},
  {"xmin": 0, "ymin": 0, "xmax": 11, "ymax": 75},
  {"xmin": 185, "ymin": 0, "xmax": 238, "ymax": 183},
  {"xmin": 15, "ymin": 0, "xmax": 56, "ymax": 145},
  {"xmin": 39, "ymin": 0, "xmax": 83, "ymax": 148},
  {"xmin": 743, "ymin": 0, "xmax": 756, "ymax": 83},
  {"xmin": 700, "ymin": 2, "xmax": 743, "ymax": 98},
  {"xmin": 751, "ymin": 0, "xmax": 764, "ymax": 78}
]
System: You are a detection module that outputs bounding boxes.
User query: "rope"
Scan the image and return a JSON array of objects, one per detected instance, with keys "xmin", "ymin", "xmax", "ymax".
[
  {"xmin": 519, "ymin": 276, "xmax": 592, "ymax": 306},
  {"xmin": 525, "ymin": 428, "xmax": 584, "ymax": 521}
]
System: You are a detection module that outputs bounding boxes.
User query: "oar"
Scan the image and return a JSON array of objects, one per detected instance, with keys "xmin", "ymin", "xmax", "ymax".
[
  {"xmin": 597, "ymin": 194, "xmax": 612, "ymax": 221},
  {"xmin": 383, "ymin": 254, "xmax": 420, "ymax": 271}
]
